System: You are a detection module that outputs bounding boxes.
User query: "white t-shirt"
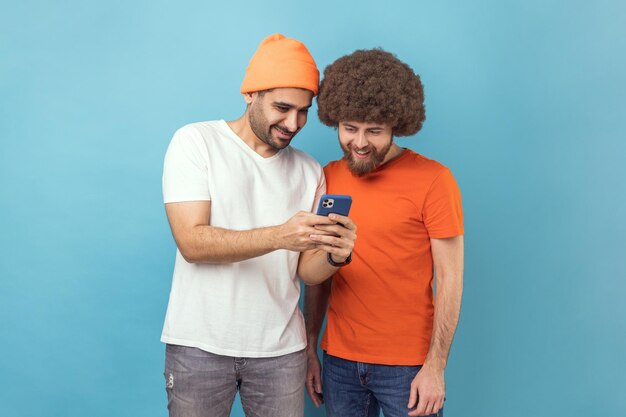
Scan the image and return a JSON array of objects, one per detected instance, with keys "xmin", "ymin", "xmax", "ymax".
[{"xmin": 161, "ymin": 120, "xmax": 325, "ymax": 357}]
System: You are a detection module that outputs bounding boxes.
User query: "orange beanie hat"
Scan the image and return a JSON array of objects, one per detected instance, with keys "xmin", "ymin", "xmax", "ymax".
[{"xmin": 240, "ymin": 33, "xmax": 319, "ymax": 95}]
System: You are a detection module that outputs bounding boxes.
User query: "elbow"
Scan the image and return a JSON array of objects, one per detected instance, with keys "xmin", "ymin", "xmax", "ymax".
[
  {"xmin": 300, "ymin": 275, "xmax": 328, "ymax": 286},
  {"xmin": 297, "ymin": 266, "xmax": 317, "ymax": 285},
  {"xmin": 178, "ymin": 244, "xmax": 202, "ymax": 264},
  {"xmin": 301, "ymin": 279, "xmax": 318, "ymax": 286}
]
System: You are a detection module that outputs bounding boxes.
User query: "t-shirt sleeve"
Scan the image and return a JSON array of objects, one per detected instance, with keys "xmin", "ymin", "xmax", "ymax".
[
  {"xmin": 311, "ymin": 168, "xmax": 327, "ymax": 212},
  {"xmin": 423, "ymin": 167, "xmax": 464, "ymax": 238},
  {"xmin": 162, "ymin": 126, "xmax": 211, "ymax": 204}
]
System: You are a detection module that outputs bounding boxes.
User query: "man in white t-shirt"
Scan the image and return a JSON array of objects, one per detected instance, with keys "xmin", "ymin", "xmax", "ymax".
[{"xmin": 161, "ymin": 34, "xmax": 356, "ymax": 417}]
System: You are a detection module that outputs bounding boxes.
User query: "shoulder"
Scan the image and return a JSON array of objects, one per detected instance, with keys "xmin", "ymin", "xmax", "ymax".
[
  {"xmin": 173, "ymin": 120, "xmax": 224, "ymax": 142},
  {"xmin": 165, "ymin": 121, "xmax": 224, "ymax": 164},
  {"xmin": 323, "ymin": 158, "xmax": 347, "ymax": 175},
  {"xmin": 167, "ymin": 121, "xmax": 231, "ymax": 157},
  {"xmin": 400, "ymin": 149, "xmax": 456, "ymax": 182},
  {"xmin": 403, "ymin": 149, "xmax": 448, "ymax": 172}
]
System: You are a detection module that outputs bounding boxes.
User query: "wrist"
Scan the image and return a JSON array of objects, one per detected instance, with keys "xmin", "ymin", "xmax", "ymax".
[
  {"xmin": 327, "ymin": 252, "xmax": 352, "ymax": 267},
  {"xmin": 268, "ymin": 225, "xmax": 284, "ymax": 250},
  {"xmin": 423, "ymin": 358, "xmax": 446, "ymax": 372},
  {"xmin": 330, "ymin": 253, "xmax": 346, "ymax": 263},
  {"xmin": 306, "ymin": 343, "xmax": 318, "ymax": 355}
]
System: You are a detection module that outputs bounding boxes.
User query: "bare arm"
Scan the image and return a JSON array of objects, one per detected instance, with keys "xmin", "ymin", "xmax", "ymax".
[
  {"xmin": 409, "ymin": 235, "xmax": 464, "ymax": 416},
  {"xmin": 303, "ymin": 279, "xmax": 332, "ymax": 407},
  {"xmin": 297, "ymin": 213, "xmax": 356, "ymax": 285},
  {"xmin": 165, "ymin": 201, "xmax": 337, "ymax": 263}
]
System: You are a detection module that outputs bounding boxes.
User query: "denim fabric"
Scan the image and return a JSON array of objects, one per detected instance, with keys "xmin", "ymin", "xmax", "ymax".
[
  {"xmin": 164, "ymin": 344, "xmax": 306, "ymax": 417},
  {"xmin": 323, "ymin": 353, "xmax": 442, "ymax": 417}
]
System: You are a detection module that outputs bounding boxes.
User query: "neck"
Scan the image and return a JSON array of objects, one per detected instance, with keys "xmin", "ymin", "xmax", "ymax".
[
  {"xmin": 381, "ymin": 143, "xmax": 404, "ymax": 165},
  {"xmin": 226, "ymin": 113, "xmax": 278, "ymax": 158}
]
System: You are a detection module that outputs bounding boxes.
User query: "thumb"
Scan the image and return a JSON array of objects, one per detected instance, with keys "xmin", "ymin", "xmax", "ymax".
[
  {"xmin": 315, "ymin": 378, "xmax": 322, "ymax": 394},
  {"xmin": 407, "ymin": 384, "xmax": 418, "ymax": 408}
]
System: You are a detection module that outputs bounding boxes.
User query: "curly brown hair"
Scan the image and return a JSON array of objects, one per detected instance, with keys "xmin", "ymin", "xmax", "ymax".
[{"xmin": 317, "ymin": 49, "xmax": 425, "ymax": 137}]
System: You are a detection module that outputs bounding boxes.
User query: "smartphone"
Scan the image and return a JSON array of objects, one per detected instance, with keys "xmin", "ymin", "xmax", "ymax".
[{"xmin": 316, "ymin": 194, "xmax": 352, "ymax": 217}]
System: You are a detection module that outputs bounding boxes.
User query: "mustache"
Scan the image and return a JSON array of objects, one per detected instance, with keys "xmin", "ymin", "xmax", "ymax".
[
  {"xmin": 346, "ymin": 144, "xmax": 374, "ymax": 153},
  {"xmin": 274, "ymin": 125, "xmax": 296, "ymax": 135}
]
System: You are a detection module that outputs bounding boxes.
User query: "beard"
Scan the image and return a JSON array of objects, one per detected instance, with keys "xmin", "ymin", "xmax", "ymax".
[
  {"xmin": 248, "ymin": 104, "xmax": 297, "ymax": 151},
  {"xmin": 341, "ymin": 140, "xmax": 393, "ymax": 177}
]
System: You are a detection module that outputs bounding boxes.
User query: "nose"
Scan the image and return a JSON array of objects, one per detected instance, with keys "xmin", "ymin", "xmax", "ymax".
[
  {"xmin": 353, "ymin": 131, "xmax": 368, "ymax": 148},
  {"xmin": 284, "ymin": 111, "xmax": 299, "ymax": 132}
]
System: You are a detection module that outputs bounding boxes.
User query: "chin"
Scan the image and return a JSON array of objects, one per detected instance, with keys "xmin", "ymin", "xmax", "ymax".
[{"xmin": 348, "ymin": 162, "xmax": 376, "ymax": 177}]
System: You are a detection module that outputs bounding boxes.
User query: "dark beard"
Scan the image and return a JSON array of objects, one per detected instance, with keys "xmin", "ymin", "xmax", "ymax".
[
  {"xmin": 248, "ymin": 105, "xmax": 294, "ymax": 151},
  {"xmin": 342, "ymin": 141, "xmax": 392, "ymax": 177}
]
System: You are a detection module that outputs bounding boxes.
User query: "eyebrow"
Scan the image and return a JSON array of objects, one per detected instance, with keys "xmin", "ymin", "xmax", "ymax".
[
  {"xmin": 273, "ymin": 101, "xmax": 312, "ymax": 111},
  {"xmin": 342, "ymin": 123, "xmax": 383, "ymax": 130}
]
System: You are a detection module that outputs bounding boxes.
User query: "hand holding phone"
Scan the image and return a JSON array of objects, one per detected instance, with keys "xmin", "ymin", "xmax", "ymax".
[{"xmin": 314, "ymin": 194, "xmax": 354, "ymax": 266}]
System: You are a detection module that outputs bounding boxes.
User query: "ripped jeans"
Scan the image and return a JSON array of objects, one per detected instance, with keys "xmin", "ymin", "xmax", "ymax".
[{"xmin": 164, "ymin": 344, "xmax": 306, "ymax": 417}]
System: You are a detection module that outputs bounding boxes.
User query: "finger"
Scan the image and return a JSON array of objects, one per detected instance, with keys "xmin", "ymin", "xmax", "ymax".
[
  {"xmin": 425, "ymin": 400, "xmax": 437, "ymax": 416},
  {"xmin": 309, "ymin": 389, "xmax": 322, "ymax": 407},
  {"xmin": 328, "ymin": 213, "xmax": 356, "ymax": 230},
  {"xmin": 407, "ymin": 385, "xmax": 418, "ymax": 409},
  {"xmin": 410, "ymin": 396, "xmax": 429, "ymax": 416},
  {"xmin": 306, "ymin": 375, "xmax": 323, "ymax": 407},
  {"xmin": 313, "ymin": 224, "xmax": 354, "ymax": 238},
  {"xmin": 435, "ymin": 397, "xmax": 444, "ymax": 414},
  {"xmin": 408, "ymin": 399, "xmax": 426, "ymax": 417},
  {"xmin": 310, "ymin": 213, "xmax": 338, "ymax": 225},
  {"xmin": 312, "ymin": 391, "xmax": 323, "ymax": 407},
  {"xmin": 313, "ymin": 243, "xmax": 352, "ymax": 260},
  {"xmin": 310, "ymin": 234, "xmax": 351, "ymax": 249},
  {"xmin": 305, "ymin": 379, "xmax": 314, "ymax": 398},
  {"xmin": 305, "ymin": 378, "xmax": 318, "ymax": 405},
  {"xmin": 312, "ymin": 375, "xmax": 324, "ymax": 407},
  {"xmin": 311, "ymin": 225, "xmax": 340, "ymax": 236},
  {"xmin": 310, "ymin": 233, "xmax": 340, "ymax": 244},
  {"xmin": 318, "ymin": 227, "xmax": 355, "ymax": 242},
  {"xmin": 435, "ymin": 395, "xmax": 446, "ymax": 413},
  {"xmin": 298, "ymin": 213, "xmax": 336, "ymax": 228}
]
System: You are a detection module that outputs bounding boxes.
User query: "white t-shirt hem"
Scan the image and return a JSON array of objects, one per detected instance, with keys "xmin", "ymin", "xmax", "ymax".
[{"xmin": 161, "ymin": 335, "xmax": 307, "ymax": 358}]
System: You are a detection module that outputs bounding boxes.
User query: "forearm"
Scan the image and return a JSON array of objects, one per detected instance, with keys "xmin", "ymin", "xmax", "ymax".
[
  {"xmin": 297, "ymin": 249, "xmax": 340, "ymax": 285},
  {"xmin": 424, "ymin": 271, "xmax": 463, "ymax": 369},
  {"xmin": 178, "ymin": 224, "xmax": 282, "ymax": 263},
  {"xmin": 304, "ymin": 279, "xmax": 332, "ymax": 352}
]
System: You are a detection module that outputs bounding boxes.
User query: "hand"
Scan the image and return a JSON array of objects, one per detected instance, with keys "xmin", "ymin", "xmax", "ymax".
[
  {"xmin": 305, "ymin": 348, "xmax": 324, "ymax": 407},
  {"xmin": 309, "ymin": 213, "xmax": 357, "ymax": 263},
  {"xmin": 278, "ymin": 212, "xmax": 336, "ymax": 252},
  {"xmin": 407, "ymin": 364, "xmax": 445, "ymax": 416}
]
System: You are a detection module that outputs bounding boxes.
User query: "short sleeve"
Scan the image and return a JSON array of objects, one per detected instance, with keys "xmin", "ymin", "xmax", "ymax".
[
  {"xmin": 423, "ymin": 168, "xmax": 464, "ymax": 238},
  {"xmin": 162, "ymin": 126, "xmax": 212, "ymax": 203},
  {"xmin": 311, "ymin": 169, "xmax": 327, "ymax": 211}
]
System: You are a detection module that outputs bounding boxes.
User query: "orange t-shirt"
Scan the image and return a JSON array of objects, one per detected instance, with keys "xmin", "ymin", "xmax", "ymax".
[{"xmin": 320, "ymin": 149, "xmax": 464, "ymax": 365}]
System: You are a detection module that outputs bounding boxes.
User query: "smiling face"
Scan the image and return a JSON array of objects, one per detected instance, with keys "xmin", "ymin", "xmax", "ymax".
[
  {"xmin": 338, "ymin": 121, "xmax": 401, "ymax": 176},
  {"xmin": 246, "ymin": 88, "xmax": 313, "ymax": 154}
]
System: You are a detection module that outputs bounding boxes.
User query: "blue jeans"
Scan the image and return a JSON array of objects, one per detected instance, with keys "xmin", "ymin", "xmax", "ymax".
[
  {"xmin": 164, "ymin": 344, "xmax": 306, "ymax": 417},
  {"xmin": 323, "ymin": 353, "xmax": 443, "ymax": 417}
]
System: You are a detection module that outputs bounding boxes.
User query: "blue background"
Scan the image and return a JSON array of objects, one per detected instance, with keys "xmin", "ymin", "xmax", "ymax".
[{"xmin": 2, "ymin": 0, "xmax": 625, "ymax": 416}]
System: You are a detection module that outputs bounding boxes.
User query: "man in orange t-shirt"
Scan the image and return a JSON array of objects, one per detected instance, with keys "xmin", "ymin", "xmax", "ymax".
[{"xmin": 304, "ymin": 49, "xmax": 464, "ymax": 417}]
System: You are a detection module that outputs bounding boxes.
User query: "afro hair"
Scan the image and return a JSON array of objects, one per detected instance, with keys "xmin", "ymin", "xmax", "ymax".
[{"xmin": 317, "ymin": 48, "xmax": 425, "ymax": 137}]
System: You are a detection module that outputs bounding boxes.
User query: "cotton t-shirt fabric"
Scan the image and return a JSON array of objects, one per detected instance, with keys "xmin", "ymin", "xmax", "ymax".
[
  {"xmin": 320, "ymin": 149, "xmax": 463, "ymax": 365},
  {"xmin": 161, "ymin": 120, "xmax": 325, "ymax": 357}
]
